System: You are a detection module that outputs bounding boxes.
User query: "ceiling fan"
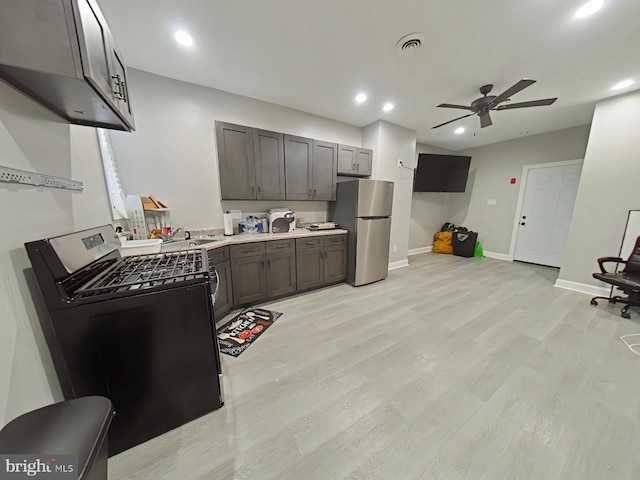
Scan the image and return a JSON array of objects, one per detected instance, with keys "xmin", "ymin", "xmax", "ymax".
[{"xmin": 432, "ymin": 79, "xmax": 557, "ymax": 129}]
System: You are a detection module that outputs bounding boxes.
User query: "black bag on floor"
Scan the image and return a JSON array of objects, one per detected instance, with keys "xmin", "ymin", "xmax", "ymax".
[{"xmin": 452, "ymin": 231, "xmax": 478, "ymax": 258}]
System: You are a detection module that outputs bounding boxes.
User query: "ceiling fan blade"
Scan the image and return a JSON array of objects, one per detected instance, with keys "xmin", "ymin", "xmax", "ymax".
[
  {"xmin": 495, "ymin": 98, "xmax": 558, "ymax": 110},
  {"xmin": 437, "ymin": 103, "xmax": 474, "ymax": 111},
  {"xmin": 431, "ymin": 113, "xmax": 475, "ymax": 129},
  {"xmin": 488, "ymin": 79, "xmax": 536, "ymax": 108},
  {"xmin": 479, "ymin": 111, "xmax": 492, "ymax": 128}
]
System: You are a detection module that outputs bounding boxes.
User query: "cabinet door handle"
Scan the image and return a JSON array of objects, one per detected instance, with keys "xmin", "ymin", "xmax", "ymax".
[
  {"xmin": 261, "ymin": 259, "xmax": 265, "ymax": 269},
  {"xmin": 120, "ymin": 80, "xmax": 128, "ymax": 103},
  {"xmin": 267, "ymin": 259, "xmax": 271, "ymax": 268},
  {"xmin": 356, "ymin": 163, "xmax": 360, "ymax": 171},
  {"xmin": 313, "ymin": 189, "xmax": 317, "ymax": 198},
  {"xmin": 324, "ymin": 252, "xmax": 328, "ymax": 259},
  {"xmin": 111, "ymin": 74, "xmax": 122, "ymax": 98},
  {"xmin": 257, "ymin": 186, "xmax": 261, "ymax": 195},
  {"xmin": 251, "ymin": 186, "xmax": 255, "ymax": 195}
]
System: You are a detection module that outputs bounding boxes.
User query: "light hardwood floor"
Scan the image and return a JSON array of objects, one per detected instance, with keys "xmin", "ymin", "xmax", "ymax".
[{"xmin": 109, "ymin": 253, "xmax": 640, "ymax": 480}]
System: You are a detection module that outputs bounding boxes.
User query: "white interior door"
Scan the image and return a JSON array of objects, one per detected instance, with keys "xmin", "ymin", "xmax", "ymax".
[{"xmin": 514, "ymin": 163, "xmax": 582, "ymax": 267}]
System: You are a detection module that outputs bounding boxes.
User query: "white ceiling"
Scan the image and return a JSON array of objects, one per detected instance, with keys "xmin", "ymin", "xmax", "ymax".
[{"xmin": 99, "ymin": 0, "xmax": 640, "ymax": 151}]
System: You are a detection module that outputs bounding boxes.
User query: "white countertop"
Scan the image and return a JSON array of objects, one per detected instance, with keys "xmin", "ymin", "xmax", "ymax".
[{"xmin": 163, "ymin": 229, "xmax": 348, "ymax": 251}]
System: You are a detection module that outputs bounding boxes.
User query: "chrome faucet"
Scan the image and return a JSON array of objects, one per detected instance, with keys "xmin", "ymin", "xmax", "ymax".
[{"xmin": 163, "ymin": 227, "xmax": 184, "ymax": 242}]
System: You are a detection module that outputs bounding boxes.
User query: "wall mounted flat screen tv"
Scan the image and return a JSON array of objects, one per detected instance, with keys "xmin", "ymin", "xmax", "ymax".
[{"xmin": 413, "ymin": 154, "xmax": 471, "ymax": 192}]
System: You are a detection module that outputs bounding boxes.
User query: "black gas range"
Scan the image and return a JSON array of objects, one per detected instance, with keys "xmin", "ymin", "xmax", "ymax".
[{"xmin": 25, "ymin": 225, "xmax": 223, "ymax": 456}]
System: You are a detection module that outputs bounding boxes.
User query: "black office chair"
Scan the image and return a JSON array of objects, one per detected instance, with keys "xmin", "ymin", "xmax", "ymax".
[{"xmin": 591, "ymin": 235, "xmax": 640, "ymax": 319}]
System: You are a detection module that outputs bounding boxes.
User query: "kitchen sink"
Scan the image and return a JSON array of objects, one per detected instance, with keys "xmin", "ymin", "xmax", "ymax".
[{"xmin": 161, "ymin": 239, "xmax": 218, "ymax": 252}]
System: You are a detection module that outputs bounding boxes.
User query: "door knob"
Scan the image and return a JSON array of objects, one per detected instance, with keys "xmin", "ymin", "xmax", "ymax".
[
  {"xmin": 522, "ymin": 215, "xmax": 527, "ymax": 219},
  {"xmin": 520, "ymin": 222, "xmax": 526, "ymax": 226}
]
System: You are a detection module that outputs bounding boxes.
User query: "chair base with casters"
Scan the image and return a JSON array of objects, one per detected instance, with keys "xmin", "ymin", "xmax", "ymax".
[
  {"xmin": 590, "ymin": 235, "xmax": 640, "ymax": 320},
  {"xmin": 590, "ymin": 291, "xmax": 640, "ymax": 319}
]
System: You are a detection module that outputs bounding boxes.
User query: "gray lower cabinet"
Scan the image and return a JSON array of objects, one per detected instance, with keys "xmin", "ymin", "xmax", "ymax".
[
  {"xmin": 296, "ymin": 234, "xmax": 347, "ymax": 291},
  {"xmin": 231, "ymin": 254, "xmax": 267, "ymax": 306},
  {"xmin": 230, "ymin": 239, "xmax": 296, "ymax": 306},
  {"xmin": 213, "ymin": 261, "xmax": 233, "ymax": 319},
  {"xmin": 208, "ymin": 246, "xmax": 233, "ymax": 319},
  {"xmin": 296, "ymin": 247, "xmax": 324, "ymax": 291},
  {"xmin": 216, "ymin": 122, "xmax": 286, "ymax": 200},
  {"xmin": 324, "ymin": 244, "xmax": 348, "ymax": 284},
  {"xmin": 338, "ymin": 144, "xmax": 372, "ymax": 177},
  {"xmin": 265, "ymin": 239, "xmax": 296, "ymax": 298}
]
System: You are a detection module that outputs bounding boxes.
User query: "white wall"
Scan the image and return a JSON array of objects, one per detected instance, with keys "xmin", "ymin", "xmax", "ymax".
[
  {"xmin": 446, "ymin": 125, "xmax": 591, "ymax": 254},
  {"xmin": 363, "ymin": 120, "xmax": 417, "ymax": 265},
  {"xmin": 559, "ymin": 90, "xmax": 640, "ymax": 289},
  {"xmin": 0, "ymin": 81, "xmax": 111, "ymax": 425},
  {"xmin": 108, "ymin": 69, "xmax": 363, "ymax": 231},
  {"xmin": 409, "ymin": 143, "xmax": 457, "ymax": 250}
]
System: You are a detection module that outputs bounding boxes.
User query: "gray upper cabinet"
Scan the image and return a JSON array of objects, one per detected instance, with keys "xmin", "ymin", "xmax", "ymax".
[
  {"xmin": 216, "ymin": 122, "xmax": 256, "ymax": 200},
  {"xmin": 312, "ymin": 140, "xmax": 338, "ymax": 201},
  {"xmin": 253, "ymin": 129, "xmax": 286, "ymax": 200},
  {"xmin": 355, "ymin": 148, "xmax": 373, "ymax": 177},
  {"xmin": 216, "ymin": 122, "xmax": 286, "ymax": 200},
  {"xmin": 338, "ymin": 144, "xmax": 372, "ymax": 177},
  {"xmin": 0, "ymin": 0, "xmax": 135, "ymax": 131},
  {"xmin": 284, "ymin": 135, "xmax": 314, "ymax": 201},
  {"xmin": 337, "ymin": 145, "xmax": 356, "ymax": 175}
]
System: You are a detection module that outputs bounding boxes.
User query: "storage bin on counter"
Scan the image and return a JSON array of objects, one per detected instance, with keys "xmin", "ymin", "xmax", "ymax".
[{"xmin": 452, "ymin": 231, "xmax": 478, "ymax": 257}]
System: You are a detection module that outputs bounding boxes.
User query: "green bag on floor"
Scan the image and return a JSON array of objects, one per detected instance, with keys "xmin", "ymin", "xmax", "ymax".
[{"xmin": 474, "ymin": 241, "xmax": 484, "ymax": 257}]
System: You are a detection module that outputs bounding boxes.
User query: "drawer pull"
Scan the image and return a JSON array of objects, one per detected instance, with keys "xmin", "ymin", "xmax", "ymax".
[
  {"xmin": 307, "ymin": 241, "xmax": 316, "ymax": 245},
  {"xmin": 275, "ymin": 245, "xmax": 286, "ymax": 249},
  {"xmin": 244, "ymin": 248, "xmax": 256, "ymax": 253}
]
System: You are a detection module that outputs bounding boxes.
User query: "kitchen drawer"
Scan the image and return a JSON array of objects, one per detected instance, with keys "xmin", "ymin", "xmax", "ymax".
[
  {"xmin": 230, "ymin": 242, "xmax": 266, "ymax": 259},
  {"xmin": 323, "ymin": 234, "xmax": 347, "ymax": 246},
  {"xmin": 265, "ymin": 239, "xmax": 294, "ymax": 253},
  {"xmin": 208, "ymin": 246, "xmax": 230, "ymax": 265},
  {"xmin": 296, "ymin": 237, "xmax": 323, "ymax": 250}
]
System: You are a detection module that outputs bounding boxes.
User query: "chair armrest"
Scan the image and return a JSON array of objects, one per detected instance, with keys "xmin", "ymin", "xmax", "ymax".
[{"xmin": 597, "ymin": 256, "xmax": 625, "ymax": 273}]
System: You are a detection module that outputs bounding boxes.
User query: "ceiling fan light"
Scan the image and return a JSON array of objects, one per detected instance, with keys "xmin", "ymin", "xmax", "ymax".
[
  {"xmin": 575, "ymin": 0, "xmax": 604, "ymax": 18},
  {"xmin": 454, "ymin": 127, "xmax": 465, "ymax": 135}
]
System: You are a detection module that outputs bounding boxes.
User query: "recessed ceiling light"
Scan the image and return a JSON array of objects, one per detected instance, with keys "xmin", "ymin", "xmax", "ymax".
[
  {"xmin": 174, "ymin": 30, "xmax": 194, "ymax": 47},
  {"xmin": 575, "ymin": 0, "xmax": 604, "ymax": 18},
  {"xmin": 610, "ymin": 79, "xmax": 635, "ymax": 90},
  {"xmin": 382, "ymin": 103, "xmax": 394, "ymax": 112},
  {"xmin": 454, "ymin": 127, "xmax": 465, "ymax": 135},
  {"xmin": 355, "ymin": 93, "xmax": 367, "ymax": 103}
]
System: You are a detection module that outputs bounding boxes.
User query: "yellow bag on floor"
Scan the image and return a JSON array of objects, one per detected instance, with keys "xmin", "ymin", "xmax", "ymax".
[{"xmin": 433, "ymin": 231, "xmax": 453, "ymax": 254}]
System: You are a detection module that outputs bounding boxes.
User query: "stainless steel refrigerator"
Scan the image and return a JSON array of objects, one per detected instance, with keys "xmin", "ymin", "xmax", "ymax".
[{"xmin": 329, "ymin": 179, "xmax": 394, "ymax": 286}]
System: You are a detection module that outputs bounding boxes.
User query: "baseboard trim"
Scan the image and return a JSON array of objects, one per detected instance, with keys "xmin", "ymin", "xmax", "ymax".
[
  {"xmin": 408, "ymin": 246, "xmax": 433, "ymax": 256},
  {"xmin": 483, "ymin": 251, "xmax": 511, "ymax": 261},
  {"xmin": 388, "ymin": 259, "xmax": 409, "ymax": 270},
  {"xmin": 554, "ymin": 279, "xmax": 610, "ymax": 297}
]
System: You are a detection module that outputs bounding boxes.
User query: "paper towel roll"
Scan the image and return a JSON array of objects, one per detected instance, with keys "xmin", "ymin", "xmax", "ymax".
[{"xmin": 223, "ymin": 213, "xmax": 233, "ymax": 236}]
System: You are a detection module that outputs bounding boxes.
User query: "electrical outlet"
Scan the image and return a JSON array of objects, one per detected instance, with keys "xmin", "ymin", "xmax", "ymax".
[
  {"xmin": 392, "ymin": 244, "xmax": 398, "ymax": 253},
  {"xmin": 397, "ymin": 159, "xmax": 402, "ymax": 168}
]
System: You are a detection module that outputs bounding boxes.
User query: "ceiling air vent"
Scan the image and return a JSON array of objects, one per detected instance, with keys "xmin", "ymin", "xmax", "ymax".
[{"xmin": 396, "ymin": 33, "xmax": 424, "ymax": 54}]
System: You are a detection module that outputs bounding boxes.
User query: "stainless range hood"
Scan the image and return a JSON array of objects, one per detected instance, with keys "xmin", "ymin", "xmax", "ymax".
[{"xmin": 0, "ymin": 0, "xmax": 135, "ymax": 131}]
